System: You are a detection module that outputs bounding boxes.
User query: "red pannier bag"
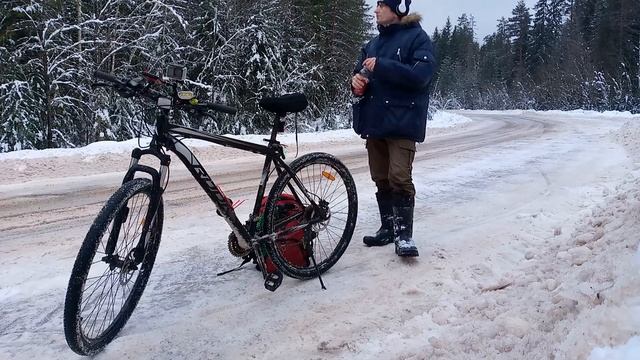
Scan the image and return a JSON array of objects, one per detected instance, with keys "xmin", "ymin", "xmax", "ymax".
[{"xmin": 259, "ymin": 194, "xmax": 310, "ymax": 273}]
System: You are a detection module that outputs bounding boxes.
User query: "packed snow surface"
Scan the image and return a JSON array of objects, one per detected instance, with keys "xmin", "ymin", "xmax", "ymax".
[{"xmin": 1, "ymin": 111, "xmax": 639, "ymax": 359}]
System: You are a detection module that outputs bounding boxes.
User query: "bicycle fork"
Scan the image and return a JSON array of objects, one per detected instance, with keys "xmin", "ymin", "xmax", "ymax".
[{"xmin": 104, "ymin": 156, "xmax": 169, "ymax": 269}]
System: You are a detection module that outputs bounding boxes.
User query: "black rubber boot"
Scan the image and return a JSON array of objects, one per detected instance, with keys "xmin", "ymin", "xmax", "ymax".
[
  {"xmin": 363, "ymin": 192, "xmax": 395, "ymax": 246},
  {"xmin": 394, "ymin": 194, "xmax": 419, "ymax": 257}
]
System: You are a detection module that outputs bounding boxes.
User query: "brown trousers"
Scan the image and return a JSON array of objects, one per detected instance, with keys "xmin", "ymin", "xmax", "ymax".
[{"xmin": 366, "ymin": 138, "xmax": 416, "ymax": 196}]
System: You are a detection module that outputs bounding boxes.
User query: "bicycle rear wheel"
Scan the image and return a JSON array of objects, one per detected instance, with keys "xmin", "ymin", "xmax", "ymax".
[
  {"xmin": 64, "ymin": 178, "xmax": 163, "ymax": 355},
  {"xmin": 264, "ymin": 153, "xmax": 357, "ymax": 280}
]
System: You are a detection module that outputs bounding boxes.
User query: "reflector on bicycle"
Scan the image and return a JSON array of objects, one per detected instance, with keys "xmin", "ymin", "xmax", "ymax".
[{"xmin": 322, "ymin": 171, "xmax": 336, "ymax": 181}]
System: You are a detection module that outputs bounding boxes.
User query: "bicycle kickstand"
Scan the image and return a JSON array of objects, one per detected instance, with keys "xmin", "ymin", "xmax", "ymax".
[{"xmin": 309, "ymin": 252, "xmax": 327, "ymax": 290}]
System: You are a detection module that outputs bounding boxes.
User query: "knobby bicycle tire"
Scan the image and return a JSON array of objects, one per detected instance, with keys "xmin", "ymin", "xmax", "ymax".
[
  {"xmin": 264, "ymin": 153, "xmax": 357, "ymax": 280},
  {"xmin": 64, "ymin": 178, "xmax": 163, "ymax": 356}
]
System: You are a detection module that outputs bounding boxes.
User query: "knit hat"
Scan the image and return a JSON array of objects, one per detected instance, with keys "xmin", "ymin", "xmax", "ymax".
[{"xmin": 377, "ymin": 0, "xmax": 411, "ymax": 17}]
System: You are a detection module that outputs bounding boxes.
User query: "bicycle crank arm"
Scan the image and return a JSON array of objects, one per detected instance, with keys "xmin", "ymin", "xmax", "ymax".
[{"xmin": 251, "ymin": 236, "xmax": 283, "ymax": 292}]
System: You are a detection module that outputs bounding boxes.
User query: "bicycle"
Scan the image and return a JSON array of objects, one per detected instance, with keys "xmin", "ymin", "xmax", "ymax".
[{"xmin": 63, "ymin": 67, "xmax": 358, "ymax": 356}]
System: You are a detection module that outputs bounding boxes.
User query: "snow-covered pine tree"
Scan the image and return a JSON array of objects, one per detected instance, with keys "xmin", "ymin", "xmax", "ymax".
[
  {"xmin": 478, "ymin": 18, "xmax": 512, "ymax": 109},
  {"xmin": 1, "ymin": 1, "xmax": 91, "ymax": 149},
  {"xmin": 0, "ymin": 0, "xmax": 369, "ymax": 151},
  {"xmin": 529, "ymin": 0, "xmax": 551, "ymax": 78},
  {"xmin": 508, "ymin": 1, "xmax": 532, "ymax": 89},
  {"xmin": 1, "ymin": 4, "xmax": 40, "ymax": 151}
]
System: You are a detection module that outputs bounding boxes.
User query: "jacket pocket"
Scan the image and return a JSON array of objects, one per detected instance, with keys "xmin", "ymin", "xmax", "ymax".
[
  {"xmin": 384, "ymin": 99, "xmax": 415, "ymax": 112},
  {"xmin": 391, "ymin": 139, "xmax": 417, "ymax": 173},
  {"xmin": 381, "ymin": 99, "xmax": 416, "ymax": 138}
]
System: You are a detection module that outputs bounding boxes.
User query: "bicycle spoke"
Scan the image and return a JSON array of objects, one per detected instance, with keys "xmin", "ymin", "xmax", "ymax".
[
  {"xmin": 317, "ymin": 227, "xmax": 341, "ymax": 259},
  {"xmin": 83, "ymin": 269, "xmax": 112, "ymax": 298},
  {"xmin": 333, "ymin": 213, "xmax": 348, "ymax": 222},
  {"xmin": 85, "ymin": 270, "xmax": 117, "ymax": 337},
  {"xmin": 325, "ymin": 188, "xmax": 348, "ymax": 206},
  {"xmin": 114, "ymin": 197, "xmax": 138, "ymax": 255},
  {"xmin": 92, "ymin": 272, "xmax": 118, "ymax": 337},
  {"xmin": 65, "ymin": 178, "xmax": 163, "ymax": 355},
  {"xmin": 117, "ymin": 195, "xmax": 145, "ymax": 255},
  {"xmin": 82, "ymin": 271, "xmax": 114, "ymax": 313},
  {"xmin": 264, "ymin": 155, "xmax": 355, "ymax": 280},
  {"xmin": 320, "ymin": 165, "xmax": 338, "ymax": 200},
  {"xmin": 101, "ymin": 276, "xmax": 122, "ymax": 336},
  {"xmin": 80, "ymin": 194, "xmax": 149, "ymax": 339}
]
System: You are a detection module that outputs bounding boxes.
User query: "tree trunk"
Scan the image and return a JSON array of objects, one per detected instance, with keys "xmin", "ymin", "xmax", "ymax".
[{"xmin": 42, "ymin": 50, "xmax": 53, "ymax": 149}]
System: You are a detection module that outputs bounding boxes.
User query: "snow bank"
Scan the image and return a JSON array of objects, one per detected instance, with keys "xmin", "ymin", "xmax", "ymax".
[
  {"xmin": 541, "ymin": 110, "xmax": 640, "ymax": 119},
  {"xmin": 614, "ymin": 121, "xmax": 640, "ymax": 166},
  {"xmin": 0, "ymin": 138, "xmax": 152, "ymax": 161},
  {"xmin": 582, "ymin": 120, "xmax": 640, "ymax": 359},
  {"xmin": 0, "ymin": 111, "xmax": 472, "ymax": 161},
  {"xmin": 469, "ymin": 109, "xmax": 640, "ymax": 119},
  {"xmin": 429, "ymin": 111, "xmax": 473, "ymax": 128}
]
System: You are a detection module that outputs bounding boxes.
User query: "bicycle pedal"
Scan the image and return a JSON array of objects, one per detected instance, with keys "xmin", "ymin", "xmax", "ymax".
[{"xmin": 264, "ymin": 270, "xmax": 283, "ymax": 292}]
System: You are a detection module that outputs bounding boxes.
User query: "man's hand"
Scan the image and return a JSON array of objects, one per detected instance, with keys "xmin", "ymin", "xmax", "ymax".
[
  {"xmin": 363, "ymin": 57, "xmax": 377, "ymax": 72},
  {"xmin": 352, "ymin": 74, "xmax": 369, "ymax": 96}
]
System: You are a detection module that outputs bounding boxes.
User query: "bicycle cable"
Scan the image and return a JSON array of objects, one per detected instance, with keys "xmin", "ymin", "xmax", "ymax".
[
  {"xmin": 135, "ymin": 103, "xmax": 156, "ymax": 149},
  {"xmin": 294, "ymin": 113, "xmax": 299, "ymax": 158}
]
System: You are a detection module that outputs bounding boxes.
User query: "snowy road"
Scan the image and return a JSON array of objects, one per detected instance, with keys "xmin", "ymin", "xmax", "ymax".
[{"xmin": 1, "ymin": 111, "xmax": 639, "ymax": 359}]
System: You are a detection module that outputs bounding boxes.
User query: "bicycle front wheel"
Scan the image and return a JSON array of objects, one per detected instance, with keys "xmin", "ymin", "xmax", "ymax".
[
  {"xmin": 264, "ymin": 153, "xmax": 357, "ymax": 280},
  {"xmin": 63, "ymin": 178, "xmax": 163, "ymax": 355}
]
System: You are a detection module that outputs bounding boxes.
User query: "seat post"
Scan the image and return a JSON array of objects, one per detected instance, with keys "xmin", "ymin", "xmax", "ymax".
[{"xmin": 269, "ymin": 114, "xmax": 285, "ymax": 141}]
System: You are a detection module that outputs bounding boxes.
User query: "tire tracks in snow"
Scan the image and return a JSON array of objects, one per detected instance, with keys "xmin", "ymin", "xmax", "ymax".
[{"xmin": 0, "ymin": 115, "xmax": 549, "ymax": 241}]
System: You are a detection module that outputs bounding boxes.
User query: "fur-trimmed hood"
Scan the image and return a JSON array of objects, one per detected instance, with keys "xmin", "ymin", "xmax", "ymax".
[
  {"xmin": 400, "ymin": 13, "xmax": 422, "ymax": 25},
  {"xmin": 378, "ymin": 12, "xmax": 423, "ymax": 34}
]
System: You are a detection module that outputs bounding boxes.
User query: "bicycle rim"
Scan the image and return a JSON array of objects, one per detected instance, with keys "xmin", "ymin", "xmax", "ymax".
[
  {"xmin": 79, "ymin": 189, "xmax": 155, "ymax": 340},
  {"xmin": 266, "ymin": 153, "xmax": 357, "ymax": 278}
]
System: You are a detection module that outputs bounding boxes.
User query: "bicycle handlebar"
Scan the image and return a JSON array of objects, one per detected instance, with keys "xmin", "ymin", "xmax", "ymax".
[
  {"xmin": 202, "ymin": 103, "xmax": 238, "ymax": 115},
  {"xmin": 95, "ymin": 70, "xmax": 124, "ymax": 85},
  {"xmin": 93, "ymin": 70, "xmax": 238, "ymax": 115}
]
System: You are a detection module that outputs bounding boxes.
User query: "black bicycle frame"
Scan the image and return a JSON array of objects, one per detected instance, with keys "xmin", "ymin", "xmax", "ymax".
[{"xmin": 124, "ymin": 108, "xmax": 314, "ymax": 253}]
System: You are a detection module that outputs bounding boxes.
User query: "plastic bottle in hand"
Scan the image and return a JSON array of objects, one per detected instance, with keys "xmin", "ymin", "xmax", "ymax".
[{"xmin": 354, "ymin": 68, "xmax": 370, "ymax": 97}]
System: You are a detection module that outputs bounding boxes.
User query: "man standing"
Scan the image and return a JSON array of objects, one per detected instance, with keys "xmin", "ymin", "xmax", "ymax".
[{"xmin": 351, "ymin": 0, "xmax": 436, "ymax": 257}]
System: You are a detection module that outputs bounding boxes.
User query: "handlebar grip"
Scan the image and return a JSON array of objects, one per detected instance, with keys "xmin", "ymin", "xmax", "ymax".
[
  {"xmin": 207, "ymin": 103, "xmax": 238, "ymax": 115},
  {"xmin": 94, "ymin": 71, "xmax": 123, "ymax": 84}
]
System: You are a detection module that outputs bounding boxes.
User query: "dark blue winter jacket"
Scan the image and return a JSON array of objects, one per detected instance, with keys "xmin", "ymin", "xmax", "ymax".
[{"xmin": 352, "ymin": 13, "xmax": 436, "ymax": 143}]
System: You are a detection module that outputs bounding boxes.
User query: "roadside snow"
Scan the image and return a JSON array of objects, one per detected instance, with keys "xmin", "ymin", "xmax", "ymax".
[
  {"xmin": 468, "ymin": 109, "xmax": 640, "ymax": 119},
  {"xmin": 428, "ymin": 111, "xmax": 473, "ymax": 128},
  {"xmin": 583, "ymin": 119, "xmax": 640, "ymax": 359},
  {"xmin": 1, "ymin": 111, "xmax": 639, "ymax": 359},
  {"xmin": 590, "ymin": 336, "xmax": 640, "ymax": 360},
  {"xmin": 0, "ymin": 111, "xmax": 471, "ymax": 161}
]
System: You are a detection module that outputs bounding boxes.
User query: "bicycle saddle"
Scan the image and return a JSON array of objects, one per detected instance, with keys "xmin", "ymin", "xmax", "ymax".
[{"xmin": 259, "ymin": 93, "xmax": 308, "ymax": 115}]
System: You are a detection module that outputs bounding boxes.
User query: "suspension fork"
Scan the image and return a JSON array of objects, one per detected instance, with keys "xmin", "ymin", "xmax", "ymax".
[{"xmin": 104, "ymin": 147, "xmax": 170, "ymax": 258}]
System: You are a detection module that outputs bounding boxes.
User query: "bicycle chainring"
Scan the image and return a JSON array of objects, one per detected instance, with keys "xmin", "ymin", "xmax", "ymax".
[{"xmin": 227, "ymin": 232, "xmax": 251, "ymax": 258}]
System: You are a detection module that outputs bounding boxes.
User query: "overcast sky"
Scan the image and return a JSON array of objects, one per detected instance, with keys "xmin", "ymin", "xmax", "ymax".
[{"xmin": 365, "ymin": 0, "xmax": 538, "ymax": 41}]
